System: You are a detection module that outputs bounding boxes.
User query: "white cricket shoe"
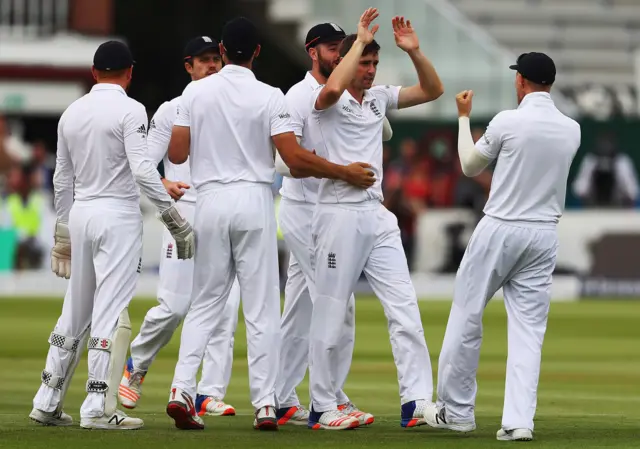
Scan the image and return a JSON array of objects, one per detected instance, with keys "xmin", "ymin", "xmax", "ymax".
[
  {"xmin": 166, "ymin": 387, "xmax": 204, "ymax": 430},
  {"xmin": 29, "ymin": 408, "xmax": 73, "ymax": 426},
  {"xmin": 80, "ymin": 409, "xmax": 144, "ymax": 430},
  {"xmin": 338, "ymin": 402, "xmax": 375, "ymax": 426},
  {"xmin": 423, "ymin": 403, "xmax": 476, "ymax": 432},
  {"xmin": 118, "ymin": 357, "xmax": 145, "ymax": 409},
  {"xmin": 276, "ymin": 405, "xmax": 310, "ymax": 426},
  {"xmin": 497, "ymin": 428, "xmax": 533, "ymax": 441},
  {"xmin": 253, "ymin": 405, "xmax": 278, "ymax": 431},
  {"xmin": 308, "ymin": 408, "xmax": 360, "ymax": 430},
  {"xmin": 195, "ymin": 394, "xmax": 236, "ymax": 417}
]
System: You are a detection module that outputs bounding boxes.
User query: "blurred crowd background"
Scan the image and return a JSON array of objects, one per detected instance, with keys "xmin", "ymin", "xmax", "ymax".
[{"xmin": 2, "ymin": 0, "xmax": 640, "ymax": 299}]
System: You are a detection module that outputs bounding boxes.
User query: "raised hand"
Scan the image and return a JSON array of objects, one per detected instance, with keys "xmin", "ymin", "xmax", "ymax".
[
  {"xmin": 357, "ymin": 8, "xmax": 380, "ymax": 45},
  {"xmin": 392, "ymin": 16, "xmax": 419, "ymax": 52},
  {"xmin": 456, "ymin": 90, "xmax": 474, "ymax": 117}
]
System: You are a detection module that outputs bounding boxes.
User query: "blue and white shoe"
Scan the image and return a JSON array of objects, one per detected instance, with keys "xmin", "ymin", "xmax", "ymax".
[{"xmin": 401, "ymin": 400, "xmax": 428, "ymax": 428}]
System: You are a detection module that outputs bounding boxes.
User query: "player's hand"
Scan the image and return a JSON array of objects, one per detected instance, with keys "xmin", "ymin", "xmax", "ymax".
[
  {"xmin": 162, "ymin": 178, "xmax": 190, "ymax": 201},
  {"xmin": 392, "ymin": 16, "xmax": 419, "ymax": 52},
  {"xmin": 51, "ymin": 221, "xmax": 71, "ymax": 279},
  {"xmin": 159, "ymin": 205, "xmax": 195, "ymax": 259},
  {"xmin": 343, "ymin": 162, "xmax": 376, "ymax": 189},
  {"xmin": 456, "ymin": 90, "xmax": 474, "ymax": 117},
  {"xmin": 356, "ymin": 8, "xmax": 380, "ymax": 45}
]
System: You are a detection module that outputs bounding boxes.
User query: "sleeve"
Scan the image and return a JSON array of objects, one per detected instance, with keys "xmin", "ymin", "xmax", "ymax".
[
  {"xmin": 371, "ymin": 85, "xmax": 402, "ymax": 111},
  {"xmin": 269, "ymin": 89, "xmax": 295, "ymax": 137},
  {"xmin": 174, "ymin": 86, "xmax": 192, "ymax": 128},
  {"xmin": 285, "ymin": 89, "xmax": 306, "ymax": 138},
  {"xmin": 147, "ymin": 102, "xmax": 175, "ymax": 166},
  {"xmin": 475, "ymin": 111, "xmax": 509, "ymax": 160},
  {"xmin": 123, "ymin": 103, "xmax": 173, "ymax": 212},
  {"xmin": 52, "ymin": 116, "xmax": 74, "ymax": 224}
]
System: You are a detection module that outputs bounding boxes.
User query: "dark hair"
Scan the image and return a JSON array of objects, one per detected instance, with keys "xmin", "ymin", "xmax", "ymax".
[
  {"xmin": 95, "ymin": 68, "xmax": 129, "ymax": 79},
  {"xmin": 225, "ymin": 51, "xmax": 254, "ymax": 65},
  {"xmin": 339, "ymin": 34, "xmax": 380, "ymax": 58}
]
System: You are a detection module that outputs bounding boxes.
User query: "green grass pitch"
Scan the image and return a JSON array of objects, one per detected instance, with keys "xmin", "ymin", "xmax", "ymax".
[{"xmin": 0, "ymin": 297, "xmax": 638, "ymax": 448}]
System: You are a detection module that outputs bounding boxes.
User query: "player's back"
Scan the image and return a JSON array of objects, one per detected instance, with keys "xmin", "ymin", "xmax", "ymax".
[
  {"xmin": 483, "ymin": 93, "xmax": 581, "ymax": 224},
  {"xmin": 60, "ymin": 84, "xmax": 143, "ymax": 205},
  {"xmin": 182, "ymin": 65, "xmax": 285, "ymax": 190}
]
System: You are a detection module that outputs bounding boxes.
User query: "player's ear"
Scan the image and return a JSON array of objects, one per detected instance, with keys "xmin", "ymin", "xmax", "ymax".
[
  {"xmin": 91, "ymin": 66, "xmax": 99, "ymax": 81},
  {"xmin": 309, "ymin": 47, "xmax": 317, "ymax": 62},
  {"xmin": 254, "ymin": 44, "xmax": 261, "ymax": 59}
]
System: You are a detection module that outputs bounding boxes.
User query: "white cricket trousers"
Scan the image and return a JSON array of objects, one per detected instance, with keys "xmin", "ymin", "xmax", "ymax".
[
  {"xmin": 33, "ymin": 200, "xmax": 142, "ymax": 418},
  {"xmin": 437, "ymin": 216, "xmax": 558, "ymax": 431},
  {"xmin": 309, "ymin": 202, "xmax": 433, "ymax": 412},
  {"xmin": 172, "ymin": 182, "xmax": 280, "ymax": 409},
  {"xmin": 129, "ymin": 201, "xmax": 240, "ymax": 398},
  {"xmin": 276, "ymin": 199, "xmax": 354, "ymax": 408}
]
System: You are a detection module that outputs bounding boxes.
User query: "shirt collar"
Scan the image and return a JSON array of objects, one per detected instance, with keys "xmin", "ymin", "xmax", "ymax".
[
  {"xmin": 91, "ymin": 83, "xmax": 127, "ymax": 96},
  {"xmin": 345, "ymin": 88, "xmax": 376, "ymax": 105},
  {"xmin": 518, "ymin": 91, "xmax": 554, "ymax": 109},
  {"xmin": 305, "ymin": 71, "xmax": 321, "ymax": 89},
  {"xmin": 220, "ymin": 64, "xmax": 256, "ymax": 78}
]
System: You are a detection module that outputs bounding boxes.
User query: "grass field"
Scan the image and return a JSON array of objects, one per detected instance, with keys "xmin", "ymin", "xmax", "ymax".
[{"xmin": 0, "ymin": 297, "xmax": 638, "ymax": 448}]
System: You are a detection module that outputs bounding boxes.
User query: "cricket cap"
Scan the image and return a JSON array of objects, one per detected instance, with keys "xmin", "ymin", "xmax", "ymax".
[
  {"xmin": 305, "ymin": 23, "xmax": 347, "ymax": 50},
  {"xmin": 93, "ymin": 40, "xmax": 134, "ymax": 71},
  {"xmin": 509, "ymin": 52, "xmax": 556, "ymax": 86},
  {"xmin": 183, "ymin": 36, "xmax": 220, "ymax": 61},
  {"xmin": 221, "ymin": 17, "xmax": 259, "ymax": 59}
]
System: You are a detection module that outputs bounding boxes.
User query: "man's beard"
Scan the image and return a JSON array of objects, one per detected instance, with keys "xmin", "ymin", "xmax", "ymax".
[{"xmin": 318, "ymin": 59, "xmax": 334, "ymax": 80}]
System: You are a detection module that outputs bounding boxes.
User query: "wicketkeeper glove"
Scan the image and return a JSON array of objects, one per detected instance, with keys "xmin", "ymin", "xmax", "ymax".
[
  {"xmin": 51, "ymin": 221, "xmax": 71, "ymax": 279},
  {"xmin": 159, "ymin": 205, "xmax": 195, "ymax": 259}
]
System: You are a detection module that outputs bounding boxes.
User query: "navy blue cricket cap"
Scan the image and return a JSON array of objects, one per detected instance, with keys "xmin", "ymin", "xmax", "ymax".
[
  {"xmin": 221, "ymin": 17, "xmax": 259, "ymax": 59},
  {"xmin": 183, "ymin": 36, "xmax": 220, "ymax": 61},
  {"xmin": 93, "ymin": 40, "xmax": 135, "ymax": 71},
  {"xmin": 305, "ymin": 23, "xmax": 346, "ymax": 50},
  {"xmin": 509, "ymin": 52, "xmax": 556, "ymax": 86}
]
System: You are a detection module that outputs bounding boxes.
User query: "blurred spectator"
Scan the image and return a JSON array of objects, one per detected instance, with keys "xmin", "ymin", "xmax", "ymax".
[
  {"xmin": 5, "ymin": 164, "xmax": 45, "ymax": 270},
  {"xmin": 572, "ymin": 133, "xmax": 639, "ymax": 207},
  {"xmin": 31, "ymin": 140, "xmax": 55, "ymax": 192},
  {"xmin": 0, "ymin": 114, "xmax": 33, "ymax": 194},
  {"xmin": 422, "ymin": 136, "xmax": 457, "ymax": 207},
  {"xmin": 387, "ymin": 137, "xmax": 418, "ymax": 179}
]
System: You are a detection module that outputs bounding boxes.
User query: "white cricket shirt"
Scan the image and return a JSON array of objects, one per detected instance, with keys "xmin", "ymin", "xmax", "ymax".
[
  {"xmin": 148, "ymin": 97, "xmax": 196, "ymax": 203},
  {"xmin": 174, "ymin": 65, "xmax": 294, "ymax": 190},
  {"xmin": 53, "ymin": 83, "xmax": 172, "ymax": 223},
  {"xmin": 477, "ymin": 92, "xmax": 581, "ymax": 224},
  {"xmin": 311, "ymin": 85, "xmax": 401, "ymax": 204},
  {"xmin": 280, "ymin": 72, "xmax": 321, "ymax": 203}
]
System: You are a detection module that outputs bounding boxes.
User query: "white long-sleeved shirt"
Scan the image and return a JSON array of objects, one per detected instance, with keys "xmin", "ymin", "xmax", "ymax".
[
  {"xmin": 175, "ymin": 65, "xmax": 294, "ymax": 190},
  {"xmin": 148, "ymin": 97, "xmax": 196, "ymax": 203},
  {"xmin": 474, "ymin": 92, "xmax": 581, "ymax": 224},
  {"xmin": 53, "ymin": 83, "xmax": 172, "ymax": 223}
]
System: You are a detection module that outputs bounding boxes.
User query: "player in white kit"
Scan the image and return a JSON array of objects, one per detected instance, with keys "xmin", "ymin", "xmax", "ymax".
[
  {"xmin": 275, "ymin": 22, "xmax": 390, "ymax": 428},
  {"xmin": 303, "ymin": 10, "xmax": 444, "ymax": 430},
  {"xmin": 165, "ymin": 17, "xmax": 376, "ymax": 431},
  {"xmin": 30, "ymin": 41, "xmax": 195, "ymax": 430},
  {"xmin": 119, "ymin": 37, "xmax": 239, "ymax": 418},
  {"xmin": 423, "ymin": 54, "xmax": 581, "ymax": 442}
]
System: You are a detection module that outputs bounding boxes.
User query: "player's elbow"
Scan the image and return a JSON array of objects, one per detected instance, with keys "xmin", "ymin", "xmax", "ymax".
[
  {"xmin": 317, "ymin": 86, "xmax": 341, "ymax": 110},
  {"xmin": 425, "ymin": 82, "xmax": 444, "ymax": 102}
]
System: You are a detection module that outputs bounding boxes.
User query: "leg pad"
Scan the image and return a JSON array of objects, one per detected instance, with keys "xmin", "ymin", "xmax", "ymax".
[{"xmin": 86, "ymin": 380, "xmax": 109, "ymax": 394}]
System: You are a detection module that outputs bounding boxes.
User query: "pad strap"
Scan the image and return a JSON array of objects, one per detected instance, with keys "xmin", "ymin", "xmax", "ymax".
[
  {"xmin": 48, "ymin": 332, "xmax": 80, "ymax": 351},
  {"xmin": 86, "ymin": 380, "xmax": 109, "ymax": 393},
  {"xmin": 41, "ymin": 370, "xmax": 65, "ymax": 390},
  {"xmin": 88, "ymin": 337, "xmax": 112, "ymax": 352}
]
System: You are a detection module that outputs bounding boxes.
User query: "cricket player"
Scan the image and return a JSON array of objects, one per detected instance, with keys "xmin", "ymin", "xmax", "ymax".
[
  {"xmin": 423, "ymin": 53, "xmax": 581, "ymax": 442},
  {"xmin": 165, "ymin": 17, "xmax": 375, "ymax": 431},
  {"xmin": 274, "ymin": 22, "xmax": 393, "ymax": 427},
  {"xmin": 30, "ymin": 41, "xmax": 195, "ymax": 430},
  {"xmin": 119, "ymin": 36, "xmax": 239, "ymax": 417},
  {"xmin": 305, "ymin": 9, "xmax": 444, "ymax": 430}
]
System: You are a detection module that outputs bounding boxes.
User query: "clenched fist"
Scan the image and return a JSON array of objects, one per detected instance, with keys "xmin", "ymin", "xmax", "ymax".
[{"xmin": 456, "ymin": 90, "xmax": 474, "ymax": 117}]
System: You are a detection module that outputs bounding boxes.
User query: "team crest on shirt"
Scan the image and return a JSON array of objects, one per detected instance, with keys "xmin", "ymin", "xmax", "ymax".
[
  {"xmin": 136, "ymin": 124, "xmax": 147, "ymax": 137},
  {"xmin": 370, "ymin": 103, "xmax": 382, "ymax": 118},
  {"xmin": 328, "ymin": 252, "xmax": 337, "ymax": 269},
  {"xmin": 166, "ymin": 243, "xmax": 173, "ymax": 259}
]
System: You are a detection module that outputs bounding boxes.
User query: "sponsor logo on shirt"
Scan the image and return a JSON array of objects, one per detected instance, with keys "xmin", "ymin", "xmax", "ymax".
[
  {"xmin": 149, "ymin": 119, "xmax": 156, "ymax": 131},
  {"xmin": 136, "ymin": 124, "xmax": 147, "ymax": 137},
  {"xmin": 279, "ymin": 113, "xmax": 291, "ymax": 120}
]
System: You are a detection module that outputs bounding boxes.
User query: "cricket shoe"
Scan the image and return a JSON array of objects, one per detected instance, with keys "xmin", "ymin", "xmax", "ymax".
[
  {"xmin": 118, "ymin": 357, "xmax": 146, "ymax": 409},
  {"xmin": 497, "ymin": 428, "xmax": 533, "ymax": 441},
  {"xmin": 422, "ymin": 403, "xmax": 476, "ymax": 432},
  {"xmin": 195, "ymin": 394, "xmax": 236, "ymax": 416},
  {"xmin": 29, "ymin": 408, "xmax": 73, "ymax": 426},
  {"xmin": 166, "ymin": 387, "xmax": 204, "ymax": 430},
  {"xmin": 338, "ymin": 402, "xmax": 375, "ymax": 426},
  {"xmin": 308, "ymin": 408, "xmax": 360, "ymax": 430},
  {"xmin": 253, "ymin": 406, "xmax": 278, "ymax": 431},
  {"xmin": 276, "ymin": 405, "xmax": 310, "ymax": 426},
  {"xmin": 80, "ymin": 409, "xmax": 144, "ymax": 430},
  {"xmin": 400, "ymin": 400, "xmax": 429, "ymax": 428}
]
